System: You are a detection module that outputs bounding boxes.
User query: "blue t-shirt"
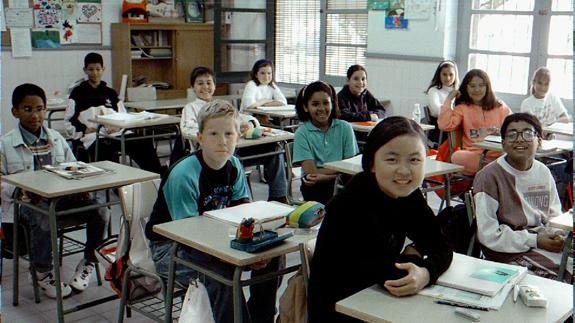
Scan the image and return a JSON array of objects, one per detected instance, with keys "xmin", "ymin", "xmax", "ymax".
[
  {"xmin": 145, "ymin": 151, "xmax": 249, "ymax": 241},
  {"xmin": 293, "ymin": 119, "xmax": 358, "ymax": 168}
]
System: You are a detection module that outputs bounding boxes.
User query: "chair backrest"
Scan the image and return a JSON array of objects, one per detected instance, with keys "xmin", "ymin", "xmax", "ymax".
[
  {"xmin": 463, "ymin": 190, "xmax": 480, "ymax": 257},
  {"xmin": 118, "ymin": 179, "xmax": 161, "ymax": 271}
]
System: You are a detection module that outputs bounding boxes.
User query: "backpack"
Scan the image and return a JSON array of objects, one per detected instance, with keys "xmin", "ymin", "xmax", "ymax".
[{"xmin": 437, "ymin": 204, "xmax": 480, "ymax": 257}]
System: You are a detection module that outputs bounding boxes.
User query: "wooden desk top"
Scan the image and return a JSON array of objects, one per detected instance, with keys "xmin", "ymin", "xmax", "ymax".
[
  {"xmin": 153, "ymin": 215, "xmax": 315, "ymax": 267},
  {"xmin": 549, "ymin": 212, "xmax": 573, "ymax": 231},
  {"xmin": 323, "ymin": 155, "xmax": 464, "ymax": 178},
  {"xmin": 351, "ymin": 121, "xmax": 435, "ymax": 133},
  {"xmin": 544, "ymin": 122, "xmax": 573, "ymax": 136},
  {"xmin": 2, "ymin": 161, "xmax": 160, "ymax": 198},
  {"xmin": 337, "ymin": 271, "xmax": 572, "ymax": 323},
  {"xmin": 88, "ymin": 115, "xmax": 181, "ymax": 129},
  {"xmin": 244, "ymin": 107, "xmax": 297, "ymax": 119},
  {"xmin": 237, "ymin": 129, "xmax": 294, "ymax": 148}
]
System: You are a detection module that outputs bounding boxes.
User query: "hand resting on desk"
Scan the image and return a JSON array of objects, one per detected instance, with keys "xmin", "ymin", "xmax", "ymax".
[
  {"xmin": 383, "ymin": 262, "xmax": 430, "ymax": 297},
  {"xmin": 537, "ymin": 232, "xmax": 564, "ymax": 253}
]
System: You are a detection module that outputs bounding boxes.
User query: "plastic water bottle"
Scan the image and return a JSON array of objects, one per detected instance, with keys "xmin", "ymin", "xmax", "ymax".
[{"xmin": 412, "ymin": 103, "xmax": 421, "ymax": 123}]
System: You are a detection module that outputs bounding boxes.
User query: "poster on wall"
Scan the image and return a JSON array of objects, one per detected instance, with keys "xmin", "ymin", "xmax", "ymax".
[
  {"xmin": 77, "ymin": 2, "xmax": 101, "ymax": 22},
  {"xmin": 34, "ymin": 8, "xmax": 61, "ymax": 28},
  {"xmin": 60, "ymin": 18, "xmax": 76, "ymax": 43},
  {"xmin": 385, "ymin": 0, "xmax": 408, "ymax": 30},
  {"xmin": 31, "ymin": 28, "xmax": 61, "ymax": 48},
  {"xmin": 404, "ymin": 0, "xmax": 432, "ymax": 20},
  {"xmin": 368, "ymin": 0, "xmax": 389, "ymax": 10},
  {"xmin": 33, "ymin": 0, "xmax": 62, "ymax": 10},
  {"xmin": 75, "ymin": 23, "xmax": 101, "ymax": 43}
]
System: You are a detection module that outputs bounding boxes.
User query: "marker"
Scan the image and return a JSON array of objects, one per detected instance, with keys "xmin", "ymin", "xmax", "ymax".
[{"xmin": 436, "ymin": 300, "xmax": 489, "ymax": 312}]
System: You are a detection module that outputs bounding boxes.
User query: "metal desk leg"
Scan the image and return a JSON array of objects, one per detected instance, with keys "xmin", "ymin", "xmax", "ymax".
[
  {"xmin": 233, "ymin": 266, "xmax": 243, "ymax": 323},
  {"xmin": 557, "ymin": 231, "xmax": 572, "ymax": 281},
  {"xmin": 120, "ymin": 131, "xmax": 127, "ymax": 165},
  {"xmin": 48, "ymin": 199, "xmax": 65, "ymax": 323},
  {"xmin": 12, "ymin": 193, "xmax": 20, "ymax": 306},
  {"xmin": 164, "ymin": 243, "xmax": 178, "ymax": 323},
  {"xmin": 95, "ymin": 125, "xmax": 102, "ymax": 161},
  {"xmin": 444, "ymin": 174, "xmax": 452, "ymax": 207}
]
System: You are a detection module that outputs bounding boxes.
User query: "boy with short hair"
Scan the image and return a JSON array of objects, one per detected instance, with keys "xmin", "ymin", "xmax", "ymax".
[
  {"xmin": 146, "ymin": 100, "xmax": 281, "ymax": 323},
  {"xmin": 178, "ymin": 66, "xmax": 288, "ymax": 203},
  {"xmin": 64, "ymin": 52, "xmax": 163, "ymax": 174},
  {"xmin": 0, "ymin": 83, "xmax": 109, "ymax": 297}
]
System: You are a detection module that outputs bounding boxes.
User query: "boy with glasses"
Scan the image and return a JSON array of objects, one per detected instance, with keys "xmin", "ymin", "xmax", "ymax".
[
  {"xmin": 473, "ymin": 113, "xmax": 569, "ymax": 281},
  {"xmin": 0, "ymin": 83, "xmax": 109, "ymax": 297}
]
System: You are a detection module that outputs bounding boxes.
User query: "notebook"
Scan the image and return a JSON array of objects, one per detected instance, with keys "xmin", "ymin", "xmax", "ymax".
[
  {"xmin": 203, "ymin": 201, "xmax": 294, "ymax": 230},
  {"xmin": 256, "ymin": 104, "xmax": 295, "ymax": 112},
  {"xmin": 436, "ymin": 253, "xmax": 527, "ymax": 297},
  {"xmin": 44, "ymin": 161, "xmax": 110, "ymax": 179}
]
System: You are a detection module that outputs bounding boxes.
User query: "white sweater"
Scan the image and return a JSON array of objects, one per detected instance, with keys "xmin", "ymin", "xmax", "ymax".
[{"xmin": 240, "ymin": 80, "xmax": 287, "ymax": 111}]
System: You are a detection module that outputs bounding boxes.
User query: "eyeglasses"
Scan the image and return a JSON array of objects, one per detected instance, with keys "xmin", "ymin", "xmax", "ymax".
[
  {"xmin": 504, "ymin": 129, "xmax": 537, "ymax": 142},
  {"xmin": 19, "ymin": 107, "xmax": 46, "ymax": 114}
]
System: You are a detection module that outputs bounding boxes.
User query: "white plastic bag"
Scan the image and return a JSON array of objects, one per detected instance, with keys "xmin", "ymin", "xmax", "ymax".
[{"xmin": 178, "ymin": 280, "xmax": 215, "ymax": 323}]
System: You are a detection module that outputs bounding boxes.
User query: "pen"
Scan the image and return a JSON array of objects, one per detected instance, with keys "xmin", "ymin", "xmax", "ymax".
[
  {"xmin": 513, "ymin": 284, "xmax": 519, "ymax": 303},
  {"xmin": 436, "ymin": 300, "xmax": 489, "ymax": 312}
]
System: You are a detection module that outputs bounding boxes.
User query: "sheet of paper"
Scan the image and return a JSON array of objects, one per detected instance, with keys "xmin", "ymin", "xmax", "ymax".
[
  {"xmin": 10, "ymin": 28, "xmax": 32, "ymax": 57},
  {"xmin": 5, "ymin": 8, "xmax": 33, "ymax": 27},
  {"xmin": 75, "ymin": 23, "xmax": 101, "ymax": 43},
  {"xmin": 8, "ymin": 0, "xmax": 30, "ymax": 8}
]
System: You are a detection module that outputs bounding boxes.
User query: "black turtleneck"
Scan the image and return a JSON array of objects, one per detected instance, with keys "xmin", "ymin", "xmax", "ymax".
[{"xmin": 307, "ymin": 171, "xmax": 453, "ymax": 323}]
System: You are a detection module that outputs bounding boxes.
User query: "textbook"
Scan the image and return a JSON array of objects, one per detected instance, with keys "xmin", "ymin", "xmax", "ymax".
[
  {"xmin": 436, "ymin": 253, "xmax": 527, "ymax": 297},
  {"xmin": 96, "ymin": 111, "xmax": 167, "ymax": 122},
  {"xmin": 203, "ymin": 201, "xmax": 294, "ymax": 230},
  {"xmin": 484, "ymin": 135, "xmax": 502, "ymax": 143},
  {"xmin": 44, "ymin": 161, "xmax": 109, "ymax": 179},
  {"xmin": 256, "ymin": 104, "xmax": 295, "ymax": 112},
  {"xmin": 419, "ymin": 282, "xmax": 513, "ymax": 311}
]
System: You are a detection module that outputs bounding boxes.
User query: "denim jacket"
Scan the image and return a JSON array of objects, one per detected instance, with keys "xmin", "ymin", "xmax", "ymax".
[{"xmin": 0, "ymin": 126, "xmax": 75, "ymax": 222}]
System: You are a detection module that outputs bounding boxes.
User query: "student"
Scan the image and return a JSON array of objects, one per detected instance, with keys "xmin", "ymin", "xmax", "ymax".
[
  {"xmin": 293, "ymin": 81, "xmax": 359, "ymax": 204},
  {"xmin": 425, "ymin": 60, "xmax": 459, "ymax": 143},
  {"xmin": 438, "ymin": 69, "xmax": 512, "ymax": 175},
  {"xmin": 474, "ymin": 113, "xmax": 569, "ymax": 281},
  {"xmin": 239, "ymin": 59, "xmax": 287, "ymax": 112},
  {"xmin": 337, "ymin": 64, "xmax": 386, "ymax": 122},
  {"xmin": 520, "ymin": 67, "xmax": 571, "ymax": 126},
  {"xmin": 145, "ymin": 100, "xmax": 281, "ymax": 323},
  {"xmin": 179, "ymin": 66, "xmax": 288, "ymax": 203},
  {"xmin": 64, "ymin": 52, "xmax": 163, "ymax": 174},
  {"xmin": 308, "ymin": 117, "xmax": 453, "ymax": 322},
  {"xmin": 0, "ymin": 83, "xmax": 109, "ymax": 298}
]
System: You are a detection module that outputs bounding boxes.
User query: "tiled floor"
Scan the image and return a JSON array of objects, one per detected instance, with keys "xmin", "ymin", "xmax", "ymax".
[{"xmin": 1, "ymin": 153, "xmax": 448, "ymax": 322}]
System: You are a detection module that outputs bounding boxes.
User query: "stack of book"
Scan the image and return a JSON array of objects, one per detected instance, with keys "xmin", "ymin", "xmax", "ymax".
[
  {"xmin": 203, "ymin": 201, "xmax": 293, "ymax": 231},
  {"xmin": 419, "ymin": 253, "xmax": 528, "ymax": 310}
]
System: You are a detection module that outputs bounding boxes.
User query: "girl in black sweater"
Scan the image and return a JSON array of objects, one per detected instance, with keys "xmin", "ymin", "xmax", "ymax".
[{"xmin": 307, "ymin": 116, "xmax": 453, "ymax": 322}]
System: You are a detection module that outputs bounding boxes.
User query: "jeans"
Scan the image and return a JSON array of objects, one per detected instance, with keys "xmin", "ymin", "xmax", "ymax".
[
  {"xmin": 19, "ymin": 196, "xmax": 109, "ymax": 273},
  {"xmin": 237, "ymin": 143, "xmax": 288, "ymax": 199},
  {"xmin": 151, "ymin": 240, "xmax": 283, "ymax": 323}
]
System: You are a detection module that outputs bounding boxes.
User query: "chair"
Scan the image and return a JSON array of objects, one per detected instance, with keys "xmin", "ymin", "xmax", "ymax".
[
  {"xmin": 463, "ymin": 190, "xmax": 480, "ymax": 257},
  {"xmin": 422, "ymin": 105, "xmax": 443, "ymax": 149},
  {"xmin": 116, "ymin": 179, "xmax": 186, "ymax": 322},
  {"xmin": 285, "ymin": 141, "xmax": 304, "ymax": 205}
]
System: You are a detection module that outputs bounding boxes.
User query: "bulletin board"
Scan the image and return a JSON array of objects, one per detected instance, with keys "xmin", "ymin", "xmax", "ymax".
[{"xmin": 1, "ymin": 0, "xmax": 103, "ymax": 48}]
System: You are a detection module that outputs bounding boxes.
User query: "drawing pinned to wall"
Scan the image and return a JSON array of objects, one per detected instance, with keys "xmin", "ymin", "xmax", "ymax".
[
  {"xmin": 181, "ymin": 0, "xmax": 203, "ymax": 22},
  {"xmin": 34, "ymin": 8, "xmax": 61, "ymax": 28},
  {"xmin": 148, "ymin": 0, "xmax": 178, "ymax": 18},
  {"xmin": 385, "ymin": 0, "xmax": 408, "ymax": 30},
  {"xmin": 77, "ymin": 2, "xmax": 101, "ymax": 22},
  {"xmin": 61, "ymin": 0, "xmax": 77, "ymax": 20},
  {"xmin": 31, "ymin": 28, "xmax": 61, "ymax": 48},
  {"xmin": 33, "ymin": 0, "xmax": 62, "ymax": 10},
  {"xmin": 60, "ymin": 19, "xmax": 76, "ymax": 44},
  {"xmin": 404, "ymin": 0, "xmax": 432, "ymax": 20},
  {"xmin": 368, "ymin": 0, "xmax": 389, "ymax": 10}
]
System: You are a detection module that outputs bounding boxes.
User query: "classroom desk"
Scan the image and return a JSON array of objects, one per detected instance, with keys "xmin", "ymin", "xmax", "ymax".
[
  {"xmin": 549, "ymin": 211, "xmax": 573, "ymax": 281},
  {"xmin": 90, "ymin": 115, "xmax": 181, "ymax": 165},
  {"xmin": 46, "ymin": 102, "xmax": 68, "ymax": 128},
  {"xmin": 323, "ymin": 155, "xmax": 464, "ymax": 206},
  {"xmin": 2, "ymin": 161, "xmax": 160, "ymax": 323},
  {"xmin": 351, "ymin": 121, "xmax": 435, "ymax": 133},
  {"xmin": 124, "ymin": 95, "xmax": 243, "ymax": 114},
  {"xmin": 544, "ymin": 122, "xmax": 573, "ymax": 137},
  {"xmin": 244, "ymin": 107, "xmax": 299, "ymax": 131},
  {"xmin": 152, "ymin": 215, "xmax": 315, "ymax": 323},
  {"xmin": 472, "ymin": 138, "xmax": 573, "ymax": 156},
  {"xmin": 336, "ymin": 272, "xmax": 573, "ymax": 323}
]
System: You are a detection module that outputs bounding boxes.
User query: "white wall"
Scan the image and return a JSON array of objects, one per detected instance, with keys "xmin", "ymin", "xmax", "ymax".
[
  {"xmin": 1, "ymin": 1, "xmax": 121, "ymax": 133},
  {"xmin": 367, "ymin": 58, "xmax": 437, "ymax": 118}
]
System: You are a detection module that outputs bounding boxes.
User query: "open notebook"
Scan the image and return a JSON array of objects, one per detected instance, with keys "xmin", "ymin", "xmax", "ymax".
[
  {"xmin": 44, "ymin": 161, "xmax": 110, "ymax": 179},
  {"xmin": 203, "ymin": 201, "xmax": 293, "ymax": 230}
]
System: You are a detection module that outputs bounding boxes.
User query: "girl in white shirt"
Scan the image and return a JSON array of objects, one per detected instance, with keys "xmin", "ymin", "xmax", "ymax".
[
  {"xmin": 425, "ymin": 60, "xmax": 459, "ymax": 118},
  {"xmin": 240, "ymin": 59, "xmax": 287, "ymax": 112},
  {"xmin": 520, "ymin": 67, "xmax": 570, "ymax": 126}
]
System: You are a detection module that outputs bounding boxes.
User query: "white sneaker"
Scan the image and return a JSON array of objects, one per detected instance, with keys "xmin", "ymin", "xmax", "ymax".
[
  {"xmin": 36, "ymin": 271, "xmax": 73, "ymax": 299},
  {"xmin": 69, "ymin": 259, "xmax": 96, "ymax": 292}
]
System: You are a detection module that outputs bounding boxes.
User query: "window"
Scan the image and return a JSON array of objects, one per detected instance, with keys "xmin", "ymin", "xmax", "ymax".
[
  {"xmin": 275, "ymin": 0, "xmax": 367, "ymax": 85},
  {"xmin": 458, "ymin": 0, "xmax": 573, "ymax": 107}
]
